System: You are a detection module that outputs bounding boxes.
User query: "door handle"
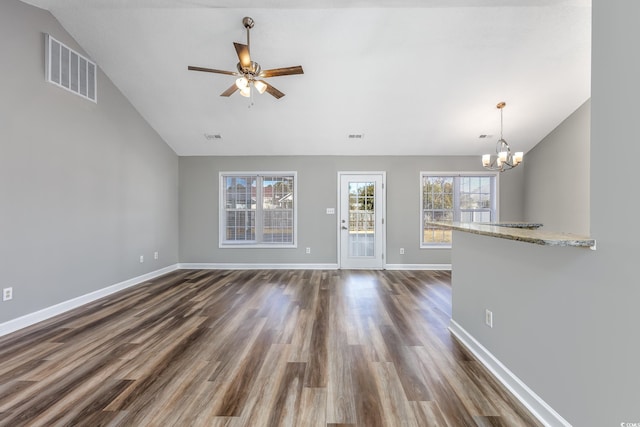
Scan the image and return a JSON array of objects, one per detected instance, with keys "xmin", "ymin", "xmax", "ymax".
[{"xmin": 341, "ymin": 226, "xmax": 348, "ymax": 230}]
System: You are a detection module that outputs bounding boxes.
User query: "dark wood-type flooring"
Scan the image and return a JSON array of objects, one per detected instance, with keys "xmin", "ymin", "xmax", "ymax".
[{"xmin": 0, "ymin": 269, "xmax": 541, "ymax": 426}]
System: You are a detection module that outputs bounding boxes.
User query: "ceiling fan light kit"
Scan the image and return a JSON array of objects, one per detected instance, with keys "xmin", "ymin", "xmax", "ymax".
[
  {"xmin": 253, "ymin": 80, "xmax": 268, "ymax": 94},
  {"xmin": 481, "ymin": 102, "xmax": 523, "ymax": 172},
  {"xmin": 188, "ymin": 16, "xmax": 303, "ymax": 100}
]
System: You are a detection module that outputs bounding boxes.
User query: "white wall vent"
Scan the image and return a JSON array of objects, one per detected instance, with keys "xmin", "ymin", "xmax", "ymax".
[{"xmin": 45, "ymin": 34, "xmax": 97, "ymax": 103}]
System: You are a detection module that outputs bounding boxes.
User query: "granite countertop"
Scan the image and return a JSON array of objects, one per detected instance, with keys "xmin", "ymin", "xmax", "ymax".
[
  {"xmin": 477, "ymin": 222, "xmax": 543, "ymax": 229},
  {"xmin": 427, "ymin": 221, "xmax": 596, "ymax": 249}
]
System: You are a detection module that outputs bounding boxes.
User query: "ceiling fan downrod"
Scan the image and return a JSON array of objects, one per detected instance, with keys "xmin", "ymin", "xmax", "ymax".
[{"xmin": 242, "ymin": 16, "xmax": 254, "ymax": 53}]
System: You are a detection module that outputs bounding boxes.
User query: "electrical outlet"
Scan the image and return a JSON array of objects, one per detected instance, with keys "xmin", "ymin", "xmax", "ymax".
[
  {"xmin": 400, "ymin": 248, "xmax": 405, "ymax": 255},
  {"xmin": 485, "ymin": 309, "xmax": 493, "ymax": 328},
  {"xmin": 3, "ymin": 287, "xmax": 13, "ymax": 301},
  {"xmin": 154, "ymin": 251, "xmax": 159, "ymax": 260},
  {"xmin": 305, "ymin": 247, "xmax": 311, "ymax": 254},
  {"xmin": 139, "ymin": 255, "xmax": 144, "ymax": 263}
]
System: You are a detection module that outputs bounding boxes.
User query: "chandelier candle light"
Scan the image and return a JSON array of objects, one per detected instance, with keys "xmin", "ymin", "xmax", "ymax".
[{"xmin": 482, "ymin": 102, "xmax": 523, "ymax": 172}]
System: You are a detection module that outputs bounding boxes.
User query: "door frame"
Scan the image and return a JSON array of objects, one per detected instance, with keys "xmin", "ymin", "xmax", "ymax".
[{"xmin": 337, "ymin": 171, "xmax": 387, "ymax": 269}]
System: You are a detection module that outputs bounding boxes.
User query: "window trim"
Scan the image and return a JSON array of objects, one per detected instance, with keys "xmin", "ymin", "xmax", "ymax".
[
  {"xmin": 219, "ymin": 171, "xmax": 298, "ymax": 249},
  {"xmin": 420, "ymin": 171, "xmax": 499, "ymax": 249}
]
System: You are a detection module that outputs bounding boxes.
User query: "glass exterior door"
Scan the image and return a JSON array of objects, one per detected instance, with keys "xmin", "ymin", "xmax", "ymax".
[{"xmin": 339, "ymin": 173, "xmax": 385, "ymax": 269}]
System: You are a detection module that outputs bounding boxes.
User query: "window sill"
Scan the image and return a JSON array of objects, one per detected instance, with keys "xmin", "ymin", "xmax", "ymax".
[{"xmin": 421, "ymin": 244, "xmax": 452, "ymax": 249}]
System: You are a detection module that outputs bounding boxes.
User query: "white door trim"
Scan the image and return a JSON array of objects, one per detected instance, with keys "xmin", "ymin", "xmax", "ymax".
[{"xmin": 337, "ymin": 171, "xmax": 386, "ymax": 269}]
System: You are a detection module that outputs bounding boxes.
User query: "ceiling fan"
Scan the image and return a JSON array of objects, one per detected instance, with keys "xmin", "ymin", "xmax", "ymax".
[{"xmin": 188, "ymin": 17, "xmax": 304, "ymax": 99}]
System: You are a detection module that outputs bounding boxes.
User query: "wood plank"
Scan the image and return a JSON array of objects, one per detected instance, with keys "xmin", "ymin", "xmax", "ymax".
[
  {"xmin": 304, "ymin": 288, "xmax": 329, "ymax": 388},
  {"xmin": 226, "ymin": 343, "xmax": 292, "ymax": 426},
  {"xmin": 379, "ymin": 325, "xmax": 432, "ymax": 402},
  {"xmin": 297, "ymin": 387, "xmax": 326, "ymax": 427},
  {"xmin": 371, "ymin": 361, "xmax": 419, "ymax": 427},
  {"xmin": 411, "ymin": 400, "xmax": 451, "ymax": 427},
  {"xmin": 0, "ymin": 269, "xmax": 542, "ymax": 426},
  {"xmin": 266, "ymin": 362, "xmax": 306, "ymax": 426},
  {"xmin": 349, "ymin": 345, "xmax": 384, "ymax": 427},
  {"xmin": 215, "ymin": 327, "xmax": 275, "ymax": 416}
]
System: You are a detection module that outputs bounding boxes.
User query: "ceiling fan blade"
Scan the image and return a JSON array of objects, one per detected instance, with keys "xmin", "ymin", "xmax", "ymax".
[
  {"xmin": 220, "ymin": 83, "xmax": 239, "ymax": 97},
  {"xmin": 234, "ymin": 42, "xmax": 252, "ymax": 69},
  {"xmin": 263, "ymin": 81, "xmax": 285, "ymax": 99},
  {"xmin": 188, "ymin": 65, "xmax": 237, "ymax": 76},
  {"xmin": 260, "ymin": 66, "xmax": 304, "ymax": 78}
]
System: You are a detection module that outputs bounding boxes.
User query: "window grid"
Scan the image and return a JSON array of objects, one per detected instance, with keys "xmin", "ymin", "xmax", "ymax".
[
  {"xmin": 348, "ymin": 182, "xmax": 375, "ymax": 257},
  {"xmin": 421, "ymin": 173, "xmax": 497, "ymax": 247},
  {"xmin": 221, "ymin": 173, "xmax": 296, "ymax": 247},
  {"xmin": 262, "ymin": 175, "xmax": 294, "ymax": 244},
  {"xmin": 224, "ymin": 175, "xmax": 256, "ymax": 242}
]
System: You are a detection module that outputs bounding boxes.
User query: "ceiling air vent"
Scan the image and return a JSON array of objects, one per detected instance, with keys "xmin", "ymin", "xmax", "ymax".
[
  {"xmin": 348, "ymin": 134, "xmax": 364, "ymax": 139},
  {"xmin": 45, "ymin": 34, "xmax": 97, "ymax": 103}
]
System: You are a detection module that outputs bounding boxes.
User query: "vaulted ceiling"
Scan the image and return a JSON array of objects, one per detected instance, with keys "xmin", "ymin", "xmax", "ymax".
[{"xmin": 23, "ymin": 0, "xmax": 591, "ymax": 156}]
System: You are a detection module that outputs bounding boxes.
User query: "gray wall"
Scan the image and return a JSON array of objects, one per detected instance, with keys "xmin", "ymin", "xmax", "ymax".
[
  {"xmin": 452, "ymin": 0, "xmax": 640, "ymax": 425},
  {"xmin": 0, "ymin": 0, "xmax": 179, "ymax": 323},
  {"xmin": 451, "ymin": 231, "xmax": 596, "ymax": 425},
  {"xmin": 588, "ymin": 0, "xmax": 640, "ymax": 421},
  {"xmin": 179, "ymin": 155, "xmax": 524, "ymax": 266},
  {"xmin": 524, "ymin": 100, "xmax": 590, "ymax": 235}
]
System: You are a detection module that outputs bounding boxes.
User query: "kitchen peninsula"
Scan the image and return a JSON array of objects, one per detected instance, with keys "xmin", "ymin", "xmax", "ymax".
[
  {"xmin": 429, "ymin": 220, "xmax": 597, "ymax": 426},
  {"xmin": 428, "ymin": 221, "xmax": 595, "ymax": 249}
]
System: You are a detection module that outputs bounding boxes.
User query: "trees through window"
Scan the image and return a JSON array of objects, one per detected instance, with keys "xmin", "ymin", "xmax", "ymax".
[{"xmin": 421, "ymin": 173, "xmax": 497, "ymax": 247}]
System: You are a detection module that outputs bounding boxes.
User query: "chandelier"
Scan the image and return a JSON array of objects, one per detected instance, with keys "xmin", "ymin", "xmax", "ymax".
[{"xmin": 482, "ymin": 102, "xmax": 523, "ymax": 172}]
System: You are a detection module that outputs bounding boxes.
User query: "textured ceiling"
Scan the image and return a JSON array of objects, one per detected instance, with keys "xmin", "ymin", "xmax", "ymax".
[{"xmin": 23, "ymin": 0, "xmax": 591, "ymax": 156}]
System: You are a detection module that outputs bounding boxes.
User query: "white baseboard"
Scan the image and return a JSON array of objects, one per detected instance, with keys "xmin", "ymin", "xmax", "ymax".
[
  {"xmin": 448, "ymin": 320, "xmax": 571, "ymax": 427},
  {"xmin": 0, "ymin": 264, "xmax": 179, "ymax": 337},
  {"xmin": 180, "ymin": 263, "xmax": 450, "ymax": 271},
  {"xmin": 178, "ymin": 263, "xmax": 339, "ymax": 270},
  {"xmin": 384, "ymin": 263, "xmax": 451, "ymax": 271}
]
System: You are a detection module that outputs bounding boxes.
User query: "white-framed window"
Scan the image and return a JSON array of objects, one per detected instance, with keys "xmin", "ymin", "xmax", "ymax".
[
  {"xmin": 219, "ymin": 172, "xmax": 297, "ymax": 248},
  {"xmin": 420, "ymin": 172, "xmax": 498, "ymax": 248}
]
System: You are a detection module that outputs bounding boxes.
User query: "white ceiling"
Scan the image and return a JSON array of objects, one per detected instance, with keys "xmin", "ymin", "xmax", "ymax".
[{"xmin": 23, "ymin": 0, "xmax": 591, "ymax": 157}]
